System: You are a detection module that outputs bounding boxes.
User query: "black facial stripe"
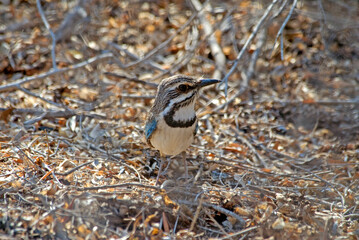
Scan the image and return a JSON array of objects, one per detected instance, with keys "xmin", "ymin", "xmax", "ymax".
[
  {"xmin": 164, "ymin": 113, "xmax": 196, "ymax": 128},
  {"xmin": 164, "ymin": 91, "xmax": 197, "ymax": 128},
  {"xmin": 164, "ymin": 90, "xmax": 179, "ymax": 109}
]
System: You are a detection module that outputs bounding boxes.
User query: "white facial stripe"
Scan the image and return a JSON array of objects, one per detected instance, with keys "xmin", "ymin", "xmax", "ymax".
[{"xmin": 162, "ymin": 91, "xmax": 196, "ymax": 116}]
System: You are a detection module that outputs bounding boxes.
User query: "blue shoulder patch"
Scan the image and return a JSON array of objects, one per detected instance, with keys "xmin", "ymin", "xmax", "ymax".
[
  {"xmin": 145, "ymin": 118, "xmax": 157, "ymax": 140},
  {"xmin": 194, "ymin": 121, "xmax": 199, "ymax": 136}
]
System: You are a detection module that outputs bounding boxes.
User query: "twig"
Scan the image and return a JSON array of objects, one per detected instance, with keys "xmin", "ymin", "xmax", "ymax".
[
  {"xmin": 36, "ymin": 0, "xmax": 57, "ymax": 69},
  {"xmin": 13, "ymin": 144, "xmax": 46, "ymax": 174},
  {"xmin": 0, "ymin": 108, "xmax": 106, "ymax": 125},
  {"xmin": 107, "ymin": 42, "xmax": 166, "ymax": 73},
  {"xmin": 103, "ymin": 72, "xmax": 158, "ymax": 88},
  {"xmin": 55, "ymin": 160, "xmax": 95, "ymax": 176},
  {"xmin": 271, "ymin": 0, "xmax": 298, "ymax": 60},
  {"xmin": 190, "ymin": 0, "xmax": 226, "ymax": 79},
  {"xmin": 256, "ymin": 142, "xmax": 344, "ymax": 189},
  {"xmin": 119, "ymin": 94, "xmax": 155, "ymax": 99},
  {"xmin": 243, "ymin": 28, "xmax": 267, "ymax": 88},
  {"xmin": 0, "ymin": 52, "xmax": 113, "ymax": 93},
  {"xmin": 272, "ymin": 0, "xmax": 289, "ymax": 19},
  {"xmin": 54, "ymin": 0, "xmax": 93, "ymax": 42},
  {"xmin": 231, "ymin": 126, "xmax": 268, "ymax": 167},
  {"xmin": 222, "ymin": 0, "xmax": 279, "ymax": 96},
  {"xmin": 204, "ymin": 208, "xmax": 229, "ymax": 237},
  {"xmin": 85, "ymin": 143, "xmax": 143, "ymax": 182},
  {"xmin": 178, "ymin": 199, "xmax": 246, "ymax": 227},
  {"xmin": 213, "ymin": 27, "xmax": 268, "ymax": 114},
  {"xmin": 22, "ymin": 109, "xmax": 105, "ymax": 125},
  {"xmin": 40, "ymin": 162, "xmax": 63, "ymax": 187},
  {"xmin": 208, "ymin": 98, "xmax": 359, "ymax": 118},
  {"xmin": 237, "ymin": 99, "xmax": 359, "ymax": 106},
  {"xmin": 189, "ymin": 194, "xmax": 204, "ymax": 232},
  {"xmin": 76, "ymin": 183, "xmax": 160, "ymax": 191},
  {"xmin": 17, "ymin": 86, "xmax": 64, "ymax": 108},
  {"xmin": 122, "ymin": 11, "xmax": 198, "ymax": 69},
  {"xmin": 217, "ymin": 226, "xmax": 260, "ymax": 240},
  {"xmin": 149, "ymin": 25, "xmax": 201, "ymax": 81}
]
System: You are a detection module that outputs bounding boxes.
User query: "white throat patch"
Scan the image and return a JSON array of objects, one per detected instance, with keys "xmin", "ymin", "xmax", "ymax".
[
  {"xmin": 173, "ymin": 101, "xmax": 196, "ymax": 122},
  {"xmin": 162, "ymin": 91, "xmax": 196, "ymax": 116}
]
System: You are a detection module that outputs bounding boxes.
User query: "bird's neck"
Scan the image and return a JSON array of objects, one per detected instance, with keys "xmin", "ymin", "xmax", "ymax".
[{"xmin": 163, "ymin": 101, "xmax": 196, "ymax": 128}]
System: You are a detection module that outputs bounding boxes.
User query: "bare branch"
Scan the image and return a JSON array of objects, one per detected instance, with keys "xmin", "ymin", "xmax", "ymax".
[
  {"xmin": 231, "ymin": 126, "xmax": 268, "ymax": 167},
  {"xmin": 271, "ymin": 0, "xmax": 298, "ymax": 60},
  {"xmin": 54, "ymin": 0, "xmax": 93, "ymax": 42},
  {"xmin": 122, "ymin": 12, "xmax": 198, "ymax": 69},
  {"xmin": 190, "ymin": 0, "xmax": 226, "ymax": 79},
  {"xmin": 222, "ymin": 0, "xmax": 279, "ymax": 96},
  {"xmin": 36, "ymin": 0, "xmax": 57, "ymax": 69},
  {"xmin": 0, "ymin": 52, "xmax": 113, "ymax": 93},
  {"xmin": 76, "ymin": 183, "xmax": 160, "ymax": 191}
]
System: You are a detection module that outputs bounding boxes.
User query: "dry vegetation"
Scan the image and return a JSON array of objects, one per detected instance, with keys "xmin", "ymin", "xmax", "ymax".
[{"xmin": 0, "ymin": 0, "xmax": 359, "ymax": 239}]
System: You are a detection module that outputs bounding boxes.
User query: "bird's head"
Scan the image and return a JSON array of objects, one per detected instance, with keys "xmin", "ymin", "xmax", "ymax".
[{"xmin": 151, "ymin": 75, "xmax": 220, "ymax": 126}]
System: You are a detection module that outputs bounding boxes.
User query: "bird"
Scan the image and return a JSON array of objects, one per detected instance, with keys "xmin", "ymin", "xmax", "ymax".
[{"xmin": 144, "ymin": 75, "xmax": 220, "ymax": 184}]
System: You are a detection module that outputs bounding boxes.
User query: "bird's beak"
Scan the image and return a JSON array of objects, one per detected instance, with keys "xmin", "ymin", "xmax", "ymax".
[{"xmin": 198, "ymin": 79, "xmax": 221, "ymax": 88}]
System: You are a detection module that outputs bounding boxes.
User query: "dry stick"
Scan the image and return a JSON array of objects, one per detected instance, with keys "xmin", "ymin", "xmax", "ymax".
[
  {"xmin": 270, "ymin": 0, "xmax": 298, "ymax": 60},
  {"xmin": 228, "ymin": 15, "xmax": 240, "ymax": 55},
  {"xmin": 257, "ymin": 143, "xmax": 344, "ymax": 189},
  {"xmin": 88, "ymin": 143, "xmax": 143, "ymax": 183},
  {"xmin": 123, "ymin": 12, "xmax": 198, "ymax": 69},
  {"xmin": 151, "ymin": 7, "xmax": 226, "ymax": 82},
  {"xmin": 304, "ymin": 195, "xmax": 342, "ymax": 209},
  {"xmin": 218, "ymin": 226, "xmax": 260, "ymax": 240},
  {"xmin": 41, "ymin": 163, "xmax": 63, "ymax": 187},
  {"xmin": 149, "ymin": 25, "xmax": 200, "ymax": 82},
  {"xmin": 200, "ymin": 0, "xmax": 281, "ymax": 119},
  {"xmin": 118, "ymin": 94, "xmax": 155, "ymax": 99},
  {"xmin": 231, "ymin": 126, "xmax": 268, "ymax": 167},
  {"xmin": 230, "ymin": 99, "xmax": 359, "ymax": 106},
  {"xmin": 200, "ymin": 155, "xmax": 336, "ymax": 183},
  {"xmin": 178, "ymin": 199, "xmax": 246, "ymax": 227},
  {"xmin": 36, "ymin": 0, "xmax": 57, "ymax": 69},
  {"xmin": 189, "ymin": 194, "xmax": 205, "ymax": 232},
  {"xmin": 13, "ymin": 144, "xmax": 46, "ymax": 174},
  {"xmin": 168, "ymin": 26, "xmax": 199, "ymax": 72},
  {"xmin": 212, "ymin": 27, "xmax": 268, "ymax": 114},
  {"xmin": 317, "ymin": 0, "xmax": 329, "ymax": 52},
  {"xmin": 4, "ymin": 108, "xmax": 106, "ymax": 126},
  {"xmin": 211, "ymin": 98, "xmax": 359, "ymax": 121},
  {"xmin": 257, "ymin": 142, "xmax": 347, "ymax": 208},
  {"xmin": 272, "ymin": 0, "xmax": 289, "ymax": 19},
  {"xmin": 222, "ymin": 0, "xmax": 279, "ymax": 96},
  {"xmin": 75, "ymin": 182, "xmax": 160, "ymax": 191},
  {"xmin": 0, "ymin": 52, "xmax": 113, "ymax": 93},
  {"xmin": 241, "ymin": 28, "xmax": 267, "ymax": 89},
  {"xmin": 21, "ymin": 109, "xmax": 102, "ymax": 125},
  {"xmin": 17, "ymin": 86, "xmax": 64, "ymax": 108},
  {"xmin": 107, "ymin": 42, "xmax": 166, "ymax": 73},
  {"xmin": 247, "ymin": 184, "xmax": 278, "ymax": 197},
  {"xmin": 103, "ymin": 72, "xmax": 158, "ymax": 88},
  {"xmin": 54, "ymin": 0, "xmax": 93, "ymax": 42},
  {"xmin": 55, "ymin": 160, "xmax": 95, "ymax": 176},
  {"xmin": 190, "ymin": 0, "xmax": 226, "ymax": 79},
  {"xmin": 204, "ymin": 208, "xmax": 230, "ymax": 237}
]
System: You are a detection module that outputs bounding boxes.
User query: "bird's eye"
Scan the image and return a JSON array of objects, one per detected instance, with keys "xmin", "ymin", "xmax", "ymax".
[{"xmin": 178, "ymin": 84, "xmax": 189, "ymax": 92}]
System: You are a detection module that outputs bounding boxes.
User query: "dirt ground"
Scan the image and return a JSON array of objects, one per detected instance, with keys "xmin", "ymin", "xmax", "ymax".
[{"xmin": 0, "ymin": 0, "xmax": 358, "ymax": 239}]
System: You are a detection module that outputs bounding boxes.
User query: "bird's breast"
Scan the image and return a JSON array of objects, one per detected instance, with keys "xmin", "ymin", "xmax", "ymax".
[{"xmin": 149, "ymin": 117, "xmax": 196, "ymax": 156}]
